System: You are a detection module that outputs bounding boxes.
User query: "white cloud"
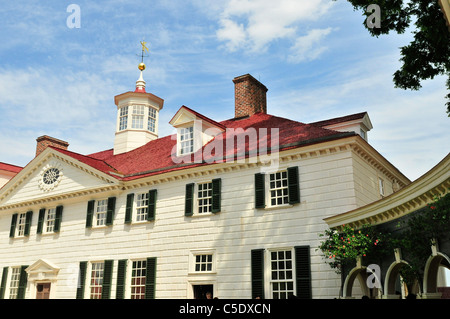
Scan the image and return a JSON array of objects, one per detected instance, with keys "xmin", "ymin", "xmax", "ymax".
[
  {"xmin": 0, "ymin": 67, "xmax": 118, "ymax": 163},
  {"xmin": 216, "ymin": 0, "xmax": 334, "ymax": 53},
  {"xmin": 268, "ymin": 53, "xmax": 449, "ymax": 181},
  {"xmin": 288, "ymin": 28, "xmax": 333, "ymax": 63}
]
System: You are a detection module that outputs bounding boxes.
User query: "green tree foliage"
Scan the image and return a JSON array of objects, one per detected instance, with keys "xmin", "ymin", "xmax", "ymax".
[{"xmin": 340, "ymin": 0, "xmax": 450, "ymax": 115}]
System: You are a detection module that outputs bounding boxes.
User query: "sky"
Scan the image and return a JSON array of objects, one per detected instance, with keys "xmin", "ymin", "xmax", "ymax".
[{"xmin": 0, "ymin": 0, "xmax": 448, "ymax": 181}]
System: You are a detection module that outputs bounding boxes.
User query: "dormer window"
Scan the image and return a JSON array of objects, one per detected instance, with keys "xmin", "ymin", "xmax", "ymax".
[
  {"xmin": 169, "ymin": 106, "xmax": 226, "ymax": 159},
  {"xmin": 180, "ymin": 126, "xmax": 194, "ymax": 155}
]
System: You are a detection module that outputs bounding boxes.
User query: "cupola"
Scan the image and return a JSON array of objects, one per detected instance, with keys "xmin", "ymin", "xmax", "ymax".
[{"xmin": 113, "ymin": 43, "xmax": 164, "ymax": 155}]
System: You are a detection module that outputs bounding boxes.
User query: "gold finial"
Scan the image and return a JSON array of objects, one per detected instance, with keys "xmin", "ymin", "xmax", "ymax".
[{"xmin": 138, "ymin": 40, "xmax": 149, "ymax": 71}]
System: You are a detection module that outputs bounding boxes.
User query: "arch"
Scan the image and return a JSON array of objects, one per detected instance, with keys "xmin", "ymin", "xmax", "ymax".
[
  {"xmin": 384, "ymin": 259, "xmax": 420, "ymax": 299},
  {"xmin": 342, "ymin": 262, "xmax": 383, "ymax": 299},
  {"xmin": 423, "ymin": 252, "xmax": 450, "ymax": 298}
]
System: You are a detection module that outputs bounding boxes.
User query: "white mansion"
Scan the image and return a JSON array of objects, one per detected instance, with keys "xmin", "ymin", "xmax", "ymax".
[{"xmin": 0, "ymin": 68, "xmax": 410, "ymax": 299}]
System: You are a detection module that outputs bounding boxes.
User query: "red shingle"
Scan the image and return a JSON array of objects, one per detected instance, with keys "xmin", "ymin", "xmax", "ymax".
[{"xmin": 52, "ymin": 112, "xmax": 356, "ymax": 181}]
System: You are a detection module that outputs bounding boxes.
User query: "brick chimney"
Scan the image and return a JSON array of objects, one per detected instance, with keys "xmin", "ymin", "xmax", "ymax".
[
  {"xmin": 233, "ymin": 74, "xmax": 268, "ymax": 118},
  {"xmin": 36, "ymin": 135, "xmax": 69, "ymax": 157}
]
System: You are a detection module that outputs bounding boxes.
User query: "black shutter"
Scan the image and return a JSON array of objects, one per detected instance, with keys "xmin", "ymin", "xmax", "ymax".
[
  {"xmin": 254, "ymin": 173, "xmax": 265, "ymax": 208},
  {"xmin": 76, "ymin": 261, "xmax": 87, "ymax": 299},
  {"xmin": 106, "ymin": 197, "xmax": 116, "ymax": 226},
  {"xmin": 86, "ymin": 200, "xmax": 95, "ymax": 228},
  {"xmin": 116, "ymin": 259, "xmax": 127, "ymax": 299},
  {"xmin": 295, "ymin": 246, "xmax": 312, "ymax": 299},
  {"xmin": 147, "ymin": 189, "xmax": 157, "ymax": 221},
  {"xmin": 101, "ymin": 260, "xmax": 114, "ymax": 299},
  {"xmin": 9, "ymin": 213, "xmax": 17, "ymax": 238},
  {"xmin": 145, "ymin": 257, "xmax": 157, "ymax": 299},
  {"xmin": 54, "ymin": 205, "xmax": 63, "ymax": 233},
  {"xmin": 37, "ymin": 209, "xmax": 46, "ymax": 234},
  {"xmin": 0, "ymin": 267, "xmax": 8, "ymax": 299},
  {"xmin": 251, "ymin": 249, "xmax": 265, "ymax": 299},
  {"xmin": 125, "ymin": 193, "xmax": 134, "ymax": 224},
  {"xmin": 211, "ymin": 178, "xmax": 221, "ymax": 213},
  {"xmin": 17, "ymin": 265, "xmax": 28, "ymax": 299},
  {"xmin": 185, "ymin": 183, "xmax": 195, "ymax": 216},
  {"xmin": 287, "ymin": 166, "xmax": 300, "ymax": 205},
  {"xmin": 24, "ymin": 211, "xmax": 33, "ymax": 236}
]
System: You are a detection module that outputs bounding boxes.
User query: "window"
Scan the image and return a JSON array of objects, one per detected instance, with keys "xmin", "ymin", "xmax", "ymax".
[
  {"xmin": 9, "ymin": 267, "xmax": 21, "ymax": 299},
  {"xmin": 360, "ymin": 128, "xmax": 367, "ymax": 140},
  {"xmin": 195, "ymin": 254, "xmax": 213, "ymax": 272},
  {"xmin": 270, "ymin": 250, "xmax": 294, "ymax": 299},
  {"xmin": 95, "ymin": 199, "xmax": 108, "ymax": 226},
  {"xmin": 185, "ymin": 179, "xmax": 221, "ymax": 216},
  {"xmin": 180, "ymin": 126, "xmax": 194, "ymax": 155},
  {"xmin": 189, "ymin": 250, "xmax": 215, "ymax": 274},
  {"xmin": 45, "ymin": 208, "xmax": 56, "ymax": 233},
  {"xmin": 269, "ymin": 171, "xmax": 289, "ymax": 206},
  {"xmin": 197, "ymin": 182, "xmax": 212, "ymax": 214},
  {"xmin": 90, "ymin": 262, "xmax": 104, "ymax": 299},
  {"xmin": 379, "ymin": 178, "xmax": 385, "ymax": 196},
  {"xmin": 148, "ymin": 107, "xmax": 156, "ymax": 132},
  {"xmin": 132, "ymin": 105, "xmax": 145, "ymax": 129},
  {"xmin": 136, "ymin": 193, "xmax": 149, "ymax": 221},
  {"xmin": 37, "ymin": 206, "xmax": 63, "ymax": 234},
  {"xmin": 255, "ymin": 167, "xmax": 300, "ymax": 209},
  {"xmin": 119, "ymin": 106, "xmax": 128, "ymax": 131},
  {"xmin": 16, "ymin": 213, "xmax": 27, "ymax": 237},
  {"xmin": 131, "ymin": 260, "xmax": 146, "ymax": 299},
  {"xmin": 251, "ymin": 246, "xmax": 311, "ymax": 299}
]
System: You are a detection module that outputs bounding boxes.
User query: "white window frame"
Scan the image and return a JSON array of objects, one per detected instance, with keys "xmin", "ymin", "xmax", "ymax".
[
  {"xmin": 379, "ymin": 177, "xmax": 385, "ymax": 196},
  {"xmin": 119, "ymin": 106, "xmax": 128, "ymax": 131},
  {"xmin": 44, "ymin": 208, "xmax": 56, "ymax": 233},
  {"xmin": 148, "ymin": 107, "xmax": 157, "ymax": 133},
  {"xmin": 135, "ymin": 192, "xmax": 149, "ymax": 222},
  {"xmin": 179, "ymin": 126, "xmax": 194, "ymax": 155},
  {"xmin": 267, "ymin": 170, "xmax": 289, "ymax": 207},
  {"xmin": 15, "ymin": 212, "xmax": 27, "ymax": 237},
  {"xmin": 94, "ymin": 199, "xmax": 108, "ymax": 227},
  {"xmin": 131, "ymin": 105, "xmax": 146, "ymax": 129},
  {"xmin": 266, "ymin": 248, "xmax": 296, "ymax": 299},
  {"xmin": 130, "ymin": 259, "xmax": 147, "ymax": 299},
  {"xmin": 197, "ymin": 182, "xmax": 212, "ymax": 214},
  {"xmin": 8, "ymin": 267, "xmax": 21, "ymax": 299},
  {"xmin": 89, "ymin": 262, "xmax": 104, "ymax": 299},
  {"xmin": 189, "ymin": 250, "xmax": 216, "ymax": 275}
]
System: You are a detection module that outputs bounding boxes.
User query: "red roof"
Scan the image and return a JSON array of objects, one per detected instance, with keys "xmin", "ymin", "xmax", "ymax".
[
  {"xmin": 66, "ymin": 112, "xmax": 355, "ymax": 181},
  {"xmin": 0, "ymin": 162, "xmax": 22, "ymax": 174},
  {"xmin": 309, "ymin": 112, "xmax": 367, "ymax": 127}
]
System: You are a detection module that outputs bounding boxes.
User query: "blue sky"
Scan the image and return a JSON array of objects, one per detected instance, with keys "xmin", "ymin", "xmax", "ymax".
[{"xmin": 0, "ymin": 0, "xmax": 448, "ymax": 181}]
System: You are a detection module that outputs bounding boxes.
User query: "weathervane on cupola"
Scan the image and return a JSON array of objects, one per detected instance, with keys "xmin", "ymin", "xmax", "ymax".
[{"xmin": 135, "ymin": 40, "xmax": 149, "ymax": 93}]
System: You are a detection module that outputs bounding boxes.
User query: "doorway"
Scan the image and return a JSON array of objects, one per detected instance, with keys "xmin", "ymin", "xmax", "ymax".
[
  {"xmin": 193, "ymin": 284, "xmax": 213, "ymax": 299},
  {"xmin": 36, "ymin": 283, "xmax": 51, "ymax": 299}
]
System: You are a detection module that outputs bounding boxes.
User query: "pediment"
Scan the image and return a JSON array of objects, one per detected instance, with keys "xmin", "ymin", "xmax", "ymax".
[
  {"xmin": 0, "ymin": 148, "xmax": 119, "ymax": 207},
  {"xmin": 169, "ymin": 108, "xmax": 197, "ymax": 127},
  {"xmin": 26, "ymin": 259, "xmax": 60, "ymax": 282},
  {"xmin": 26, "ymin": 259, "xmax": 60, "ymax": 274}
]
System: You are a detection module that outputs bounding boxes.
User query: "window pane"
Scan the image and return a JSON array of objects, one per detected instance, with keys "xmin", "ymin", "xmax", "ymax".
[
  {"xmin": 269, "ymin": 171, "xmax": 289, "ymax": 206},
  {"xmin": 270, "ymin": 249, "xmax": 295, "ymax": 299}
]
